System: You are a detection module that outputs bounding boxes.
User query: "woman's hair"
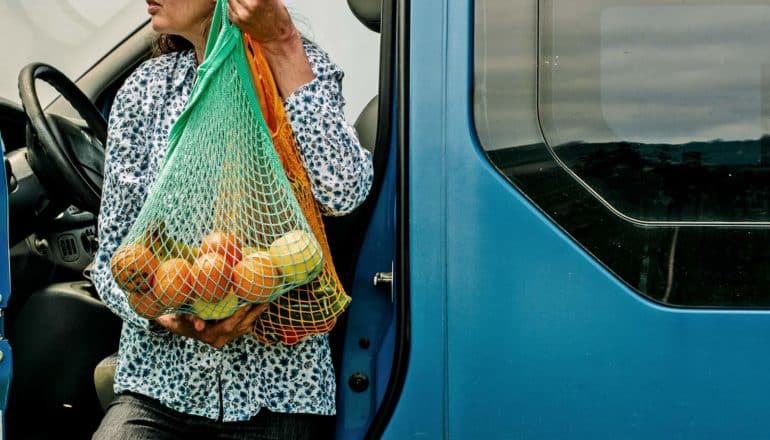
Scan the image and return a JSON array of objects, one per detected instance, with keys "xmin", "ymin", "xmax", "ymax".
[
  {"xmin": 152, "ymin": 34, "xmax": 194, "ymax": 57},
  {"xmin": 151, "ymin": 14, "xmax": 213, "ymax": 57}
]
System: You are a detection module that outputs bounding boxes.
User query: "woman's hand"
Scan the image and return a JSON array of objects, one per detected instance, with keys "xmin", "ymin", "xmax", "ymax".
[
  {"xmin": 226, "ymin": 0, "xmax": 315, "ymax": 97},
  {"xmin": 227, "ymin": 0, "xmax": 296, "ymax": 45},
  {"xmin": 154, "ymin": 303, "xmax": 268, "ymax": 349}
]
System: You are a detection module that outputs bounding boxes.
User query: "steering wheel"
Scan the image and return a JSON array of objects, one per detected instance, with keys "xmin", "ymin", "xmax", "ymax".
[{"xmin": 18, "ymin": 63, "xmax": 107, "ymax": 214}]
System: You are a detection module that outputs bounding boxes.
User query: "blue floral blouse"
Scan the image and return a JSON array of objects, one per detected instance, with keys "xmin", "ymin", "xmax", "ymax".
[{"xmin": 91, "ymin": 40, "xmax": 373, "ymax": 422}]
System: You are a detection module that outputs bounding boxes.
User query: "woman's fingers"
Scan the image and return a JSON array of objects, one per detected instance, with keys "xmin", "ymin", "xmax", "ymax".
[
  {"xmin": 191, "ymin": 316, "xmax": 206, "ymax": 332},
  {"xmin": 156, "ymin": 304, "xmax": 268, "ymax": 348},
  {"xmin": 155, "ymin": 314, "xmax": 206, "ymax": 338},
  {"xmin": 227, "ymin": 0, "xmax": 244, "ymax": 25},
  {"xmin": 245, "ymin": 302, "xmax": 268, "ymax": 323},
  {"xmin": 218, "ymin": 304, "xmax": 252, "ymax": 332},
  {"xmin": 225, "ymin": 0, "xmax": 293, "ymax": 43},
  {"xmin": 234, "ymin": 303, "xmax": 267, "ymax": 332},
  {"xmin": 196, "ymin": 305, "xmax": 255, "ymax": 348}
]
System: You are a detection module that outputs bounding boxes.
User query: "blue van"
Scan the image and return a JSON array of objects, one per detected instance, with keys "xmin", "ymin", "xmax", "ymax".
[{"xmin": 2, "ymin": 0, "xmax": 770, "ymax": 438}]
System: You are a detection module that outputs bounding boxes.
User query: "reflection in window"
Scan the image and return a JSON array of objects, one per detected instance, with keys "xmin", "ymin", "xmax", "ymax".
[
  {"xmin": 474, "ymin": 0, "xmax": 770, "ymax": 307},
  {"xmin": 539, "ymin": 2, "xmax": 770, "ymax": 222}
]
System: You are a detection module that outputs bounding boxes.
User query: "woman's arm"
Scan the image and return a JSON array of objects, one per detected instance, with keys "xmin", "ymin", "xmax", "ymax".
[
  {"xmin": 227, "ymin": 0, "xmax": 314, "ymax": 98},
  {"xmin": 91, "ymin": 65, "xmax": 157, "ymax": 331},
  {"xmin": 228, "ymin": 0, "xmax": 374, "ymax": 216},
  {"xmin": 282, "ymin": 40, "xmax": 374, "ymax": 216}
]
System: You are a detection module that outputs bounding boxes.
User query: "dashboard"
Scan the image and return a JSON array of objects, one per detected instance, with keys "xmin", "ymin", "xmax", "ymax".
[{"xmin": 2, "ymin": 97, "xmax": 97, "ymax": 274}]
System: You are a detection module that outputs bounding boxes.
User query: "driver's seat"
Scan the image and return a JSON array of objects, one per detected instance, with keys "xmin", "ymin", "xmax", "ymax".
[{"xmin": 93, "ymin": 352, "xmax": 119, "ymax": 410}]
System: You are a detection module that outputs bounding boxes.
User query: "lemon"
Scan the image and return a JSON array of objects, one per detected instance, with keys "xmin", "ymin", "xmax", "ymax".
[
  {"xmin": 268, "ymin": 230, "xmax": 323, "ymax": 284},
  {"xmin": 191, "ymin": 293, "xmax": 241, "ymax": 320}
]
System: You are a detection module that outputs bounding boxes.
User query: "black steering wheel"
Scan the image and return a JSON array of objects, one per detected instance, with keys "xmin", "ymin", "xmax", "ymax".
[{"xmin": 18, "ymin": 63, "xmax": 107, "ymax": 214}]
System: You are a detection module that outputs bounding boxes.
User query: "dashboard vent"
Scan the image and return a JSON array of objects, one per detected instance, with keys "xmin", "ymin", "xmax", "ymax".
[{"xmin": 58, "ymin": 235, "xmax": 79, "ymax": 262}]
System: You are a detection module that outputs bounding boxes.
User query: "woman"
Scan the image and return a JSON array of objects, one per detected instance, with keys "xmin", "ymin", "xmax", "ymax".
[{"xmin": 91, "ymin": 0, "xmax": 373, "ymax": 438}]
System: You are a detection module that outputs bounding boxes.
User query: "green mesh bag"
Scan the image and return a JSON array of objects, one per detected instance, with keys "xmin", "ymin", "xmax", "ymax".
[{"xmin": 110, "ymin": 0, "xmax": 323, "ymax": 321}]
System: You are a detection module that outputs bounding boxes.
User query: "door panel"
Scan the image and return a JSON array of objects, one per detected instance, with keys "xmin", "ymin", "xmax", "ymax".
[
  {"xmin": 386, "ymin": 0, "xmax": 770, "ymax": 438},
  {"xmin": 0, "ymin": 132, "xmax": 12, "ymax": 440},
  {"xmin": 336, "ymin": 134, "xmax": 397, "ymax": 440}
]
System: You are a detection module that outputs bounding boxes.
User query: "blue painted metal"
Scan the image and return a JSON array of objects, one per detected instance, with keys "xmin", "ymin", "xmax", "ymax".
[
  {"xmin": 382, "ymin": 0, "xmax": 448, "ymax": 437},
  {"xmin": 337, "ymin": 136, "xmax": 398, "ymax": 440},
  {"xmin": 384, "ymin": 0, "xmax": 770, "ymax": 438},
  {"xmin": 0, "ymin": 133, "xmax": 12, "ymax": 427}
]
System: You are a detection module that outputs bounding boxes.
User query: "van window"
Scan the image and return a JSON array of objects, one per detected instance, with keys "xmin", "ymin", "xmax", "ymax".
[{"xmin": 474, "ymin": 0, "xmax": 770, "ymax": 307}]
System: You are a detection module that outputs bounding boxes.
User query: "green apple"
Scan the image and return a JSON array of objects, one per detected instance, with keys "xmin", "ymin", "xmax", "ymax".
[
  {"xmin": 191, "ymin": 292, "xmax": 241, "ymax": 320},
  {"xmin": 268, "ymin": 230, "xmax": 323, "ymax": 284}
]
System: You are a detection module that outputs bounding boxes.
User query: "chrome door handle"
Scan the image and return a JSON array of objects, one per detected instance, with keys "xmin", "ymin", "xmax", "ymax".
[{"xmin": 373, "ymin": 272, "xmax": 393, "ymax": 287}]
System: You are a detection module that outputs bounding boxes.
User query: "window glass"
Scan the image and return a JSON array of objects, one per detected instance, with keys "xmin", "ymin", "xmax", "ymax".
[
  {"xmin": 474, "ymin": 0, "xmax": 770, "ymax": 307},
  {"xmin": 539, "ymin": 2, "xmax": 770, "ymax": 223}
]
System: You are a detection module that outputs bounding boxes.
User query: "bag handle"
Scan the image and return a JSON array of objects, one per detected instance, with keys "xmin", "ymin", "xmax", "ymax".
[
  {"xmin": 168, "ymin": 0, "xmax": 236, "ymax": 150},
  {"xmin": 166, "ymin": 0, "xmax": 270, "ymax": 156},
  {"xmin": 202, "ymin": 0, "xmax": 231, "ymax": 63}
]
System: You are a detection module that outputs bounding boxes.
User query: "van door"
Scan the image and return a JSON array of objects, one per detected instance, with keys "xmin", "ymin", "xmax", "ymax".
[
  {"xmin": 0, "ymin": 133, "xmax": 12, "ymax": 440},
  {"xmin": 384, "ymin": 0, "xmax": 770, "ymax": 438}
]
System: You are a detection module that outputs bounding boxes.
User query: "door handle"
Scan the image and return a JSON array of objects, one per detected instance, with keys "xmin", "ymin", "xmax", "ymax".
[{"xmin": 373, "ymin": 272, "xmax": 393, "ymax": 287}]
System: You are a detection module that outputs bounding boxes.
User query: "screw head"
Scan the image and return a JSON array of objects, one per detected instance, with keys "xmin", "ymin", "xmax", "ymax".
[{"xmin": 348, "ymin": 373, "xmax": 369, "ymax": 393}]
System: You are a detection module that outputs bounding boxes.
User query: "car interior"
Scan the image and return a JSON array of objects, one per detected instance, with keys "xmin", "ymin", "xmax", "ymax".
[{"xmin": 0, "ymin": 0, "xmax": 389, "ymax": 438}]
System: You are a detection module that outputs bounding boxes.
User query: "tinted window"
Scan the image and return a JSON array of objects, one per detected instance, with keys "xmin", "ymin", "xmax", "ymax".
[
  {"xmin": 540, "ymin": 3, "xmax": 770, "ymax": 223},
  {"xmin": 475, "ymin": 0, "xmax": 770, "ymax": 307}
]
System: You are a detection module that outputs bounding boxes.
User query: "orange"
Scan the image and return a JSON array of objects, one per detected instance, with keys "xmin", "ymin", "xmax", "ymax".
[
  {"xmin": 111, "ymin": 243, "xmax": 160, "ymax": 294},
  {"xmin": 128, "ymin": 290, "xmax": 164, "ymax": 319},
  {"xmin": 153, "ymin": 258, "xmax": 195, "ymax": 308},
  {"xmin": 201, "ymin": 231, "xmax": 242, "ymax": 267},
  {"xmin": 231, "ymin": 252, "xmax": 281, "ymax": 303},
  {"xmin": 279, "ymin": 328, "xmax": 304, "ymax": 345},
  {"xmin": 191, "ymin": 253, "xmax": 232, "ymax": 302}
]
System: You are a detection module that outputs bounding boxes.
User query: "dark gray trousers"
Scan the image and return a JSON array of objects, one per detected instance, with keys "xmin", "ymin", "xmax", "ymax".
[{"xmin": 92, "ymin": 392, "xmax": 332, "ymax": 440}]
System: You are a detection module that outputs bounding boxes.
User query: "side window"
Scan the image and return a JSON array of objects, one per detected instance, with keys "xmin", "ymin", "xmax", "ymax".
[{"xmin": 474, "ymin": 0, "xmax": 770, "ymax": 307}]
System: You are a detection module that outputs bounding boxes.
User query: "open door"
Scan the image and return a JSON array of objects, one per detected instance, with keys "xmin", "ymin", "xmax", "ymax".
[
  {"xmin": 0, "ymin": 133, "xmax": 12, "ymax": 440},
  {"xmin": 330, "ymin": 1, "xmax": 400, "ymax": 439}
]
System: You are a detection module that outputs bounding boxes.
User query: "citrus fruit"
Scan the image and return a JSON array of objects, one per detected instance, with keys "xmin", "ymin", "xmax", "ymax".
[
  {"xmin": 242, "ymin": 246, "xmax": 266, "ymax": 257},
  {"xmin": 191, "ymin": 292, "xmax": 241, "ymax": 320},
  {"xmin": 279, "ymin": 329, "xmax": 304, "ymax": 345},
  {"xmin": 111, "ymin": 243, "xmax": 160, "ymax": 294},
  {"xmin": 268, "ymin": 230, "xmax": 323, "ymax": 284},
  {"xmin": 128, "ymin": 290, "xmax": 164, "ymax": 319},
  {"xmin": 153, "ymin": 258, "xmax": 195, "ymax": 308},
  {"xmin": 191, "ymin": 252, "xmax": 232, "ymax": 302},
  {"xmin": 231, "ymin": 252, "xmax": 281, "ymax": 302},
  {"xmin": 201, "ymin": 231, "xmax": 242, "ymax": 267}
]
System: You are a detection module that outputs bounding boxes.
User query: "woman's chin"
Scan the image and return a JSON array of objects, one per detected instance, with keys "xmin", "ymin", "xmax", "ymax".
[{"xmin": 149, "ymin": 17, "xmax": 170, "ymax": 33}]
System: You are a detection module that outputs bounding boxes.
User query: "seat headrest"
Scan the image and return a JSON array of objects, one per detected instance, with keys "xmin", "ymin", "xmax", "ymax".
[{"xmin": 347, "ymin": 0, "xmax": 381, "ymax": 33}]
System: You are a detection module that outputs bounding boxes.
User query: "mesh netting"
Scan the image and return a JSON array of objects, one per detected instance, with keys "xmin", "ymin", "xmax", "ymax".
[
  {"xmin": 243, "ymin": 35, "xmax": 351, "ymax": 345},
  {"xmin": 110, "ymin": 0, "xmax": 330, "ymax": 328}
]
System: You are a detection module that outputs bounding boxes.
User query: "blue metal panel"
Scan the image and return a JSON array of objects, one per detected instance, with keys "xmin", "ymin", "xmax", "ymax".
[
  {"xmin": 382, "ymin": 0, "xmax": 448, "ymax": 438},
  {"xmin": 337, "ymin": 136, "xmax": 397, "ymax": 440},
  {"xmin": 388, "ymin": 0, "xmax": 770, "ymax": 438},
  {"xmin": 0, "ymin": 133, "xmax": 12, "ymax": 420}
]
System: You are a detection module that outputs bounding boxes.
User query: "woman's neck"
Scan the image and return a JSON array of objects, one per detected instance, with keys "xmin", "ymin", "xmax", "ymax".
[{"xmin": 183, "ymin": 19, "xmax": 212, "ymax": 65}]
